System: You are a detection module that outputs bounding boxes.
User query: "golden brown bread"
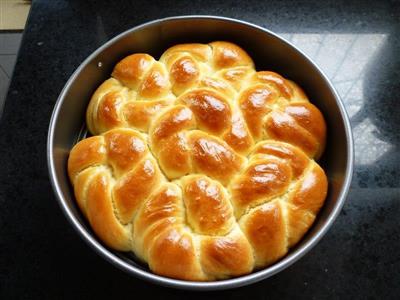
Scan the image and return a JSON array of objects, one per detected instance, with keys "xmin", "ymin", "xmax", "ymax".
[{"xmin": 69, "ymin": 41, "xmax": 328, "ymax": 281}]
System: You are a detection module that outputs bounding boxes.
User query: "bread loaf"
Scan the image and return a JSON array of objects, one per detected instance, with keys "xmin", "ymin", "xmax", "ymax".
[{"xmin": 68, "ymin": 41, "xmax": 328, "ymax": 281}]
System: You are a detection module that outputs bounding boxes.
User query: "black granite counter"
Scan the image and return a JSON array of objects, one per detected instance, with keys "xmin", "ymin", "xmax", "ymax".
[{"xmin": 1, "ymin": 0, "xmax": 399, "ymax": 298}]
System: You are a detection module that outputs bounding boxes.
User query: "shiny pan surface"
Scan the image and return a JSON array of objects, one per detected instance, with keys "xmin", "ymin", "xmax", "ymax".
[{"xmin": 47, "ymin": 16, "xmax": 353, "ymax": 290}]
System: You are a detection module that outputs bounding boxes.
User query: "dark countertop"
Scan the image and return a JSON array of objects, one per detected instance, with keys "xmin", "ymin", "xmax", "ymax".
[{"xmin": 1, "ymin": 0, "xmax": 399, "ymax": 298}]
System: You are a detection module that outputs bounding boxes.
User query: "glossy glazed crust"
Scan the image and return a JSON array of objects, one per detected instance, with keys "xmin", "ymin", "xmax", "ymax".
[{"xmin": 69, "ymin": 41, "xmax": 328, "ymax": 281}]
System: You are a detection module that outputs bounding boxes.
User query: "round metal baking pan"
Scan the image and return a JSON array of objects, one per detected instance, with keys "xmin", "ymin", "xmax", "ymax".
[{"xmin": 47, "ymin": 15, "xmax": 354, "ymax": 290}]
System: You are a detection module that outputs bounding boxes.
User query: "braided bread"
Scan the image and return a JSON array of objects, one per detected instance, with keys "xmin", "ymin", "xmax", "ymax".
[{"xmin": 68, "ymin": 41, "xmax": 328, "ymax": 281}]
